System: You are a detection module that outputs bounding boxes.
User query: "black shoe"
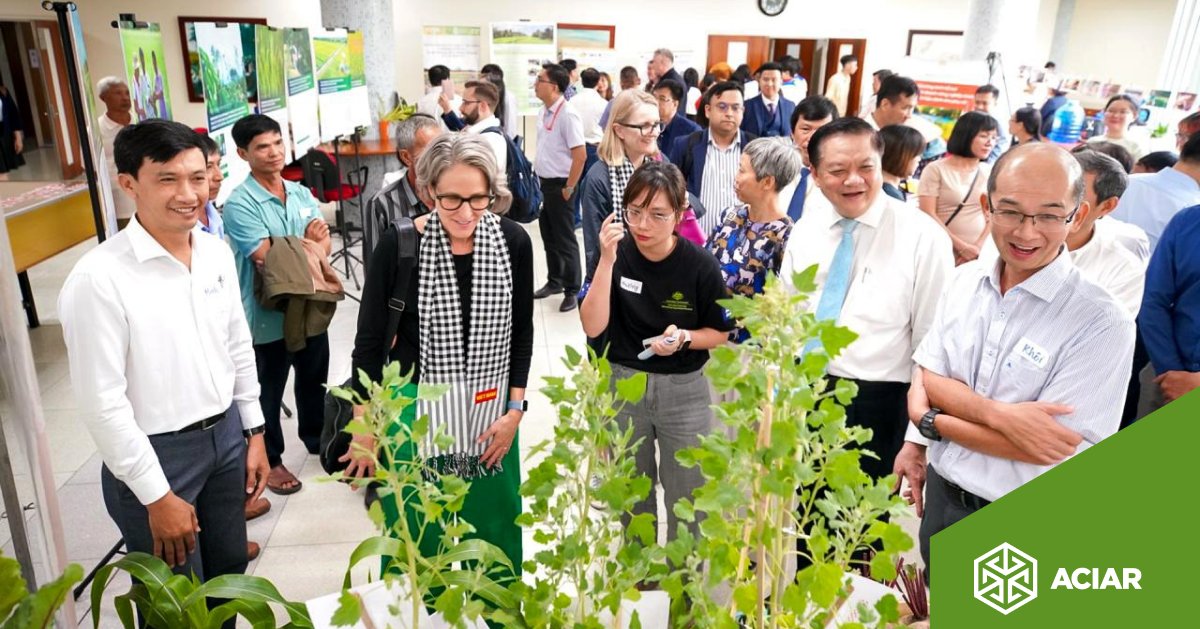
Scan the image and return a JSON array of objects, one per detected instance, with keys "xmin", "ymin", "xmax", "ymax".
[
  {"xmin": 559, "ymin": 294, "xmax": 578, "ymax": 312},
  {"xmin": 533, "ymin": 283, "xmax": 563, "ymax": 299}
]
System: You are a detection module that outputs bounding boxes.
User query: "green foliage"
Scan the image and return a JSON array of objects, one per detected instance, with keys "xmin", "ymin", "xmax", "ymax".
[
  {"xmin": 666, "ymin": 269, "xmax": 913, "ymax": 628},
  {"xmin": 0, "ymin": 553, "xmax": 82, "ymax": 628},
  {"xmin": 87, "ymin": 551, "xmax": 311, "ymax": 628},
  {"xmin": 497, "ymin": 347, "xmax": 661, "ymax": 627},
  {"xmin": 327, "ymin": 361, "xmax": 515, "ymax": 627}
]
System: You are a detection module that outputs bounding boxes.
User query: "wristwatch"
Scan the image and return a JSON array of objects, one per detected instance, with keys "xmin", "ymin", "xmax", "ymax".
[
  {"xmin": 243, "ymin": 425, "xmax": 266, "ymax": 439},
  {"xmin": 564, "ymin": 185, "xmax": 576, "ymax": 195},
  {"xmin": 918, "ymin": 408, "xmax": 942, "ymax": 442},
  {"xmin": 507, "ymin": 400, "xmax": 528, "ymax": 413},
  {"xmin": 678, "ymin": 329, "xmax": 693, "ymax": 352}
]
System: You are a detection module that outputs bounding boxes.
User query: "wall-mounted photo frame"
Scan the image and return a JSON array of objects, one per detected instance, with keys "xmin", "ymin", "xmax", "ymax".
[
  {"xmin": 178, "ymin": 16, "xmax": 267, "ymax": 102},
  {"xmin": 556, "ymin": 23, "xmax": 615, "ymax": 50},
  {"xmin": 906, "ymin": 29, "xmax": 964, "ymax": 62}
]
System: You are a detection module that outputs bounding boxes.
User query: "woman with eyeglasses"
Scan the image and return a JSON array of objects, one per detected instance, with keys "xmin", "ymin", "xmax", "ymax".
[
  {"xmin": 1087, "ymin": 94, "xmax": 1145, "ymax": 160},
  {"xmin": 580, "ymin": 161, "xmax": 734, "ymax": 541},
  {"xmin": 344, "ymin": 133, "xmax": 533, "ymax": 574}
]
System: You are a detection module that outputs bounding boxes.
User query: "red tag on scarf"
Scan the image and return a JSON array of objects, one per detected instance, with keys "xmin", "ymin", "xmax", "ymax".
[{"xmin": 474, "ymin": 388, "xmax": 498, "ymax": 404}]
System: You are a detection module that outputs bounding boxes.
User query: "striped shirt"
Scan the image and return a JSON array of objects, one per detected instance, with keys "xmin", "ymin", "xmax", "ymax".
[
  {"xmin": 698, "ymin": 132, "xmax": 743, "ymax": 236},
  {"xmin": 914, "ymin": 249, "xmax": 1135, "ymax": 502}
]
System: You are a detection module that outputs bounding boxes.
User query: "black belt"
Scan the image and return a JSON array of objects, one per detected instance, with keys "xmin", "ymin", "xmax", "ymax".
[
  {"xmin": 941, "ymin": 475, "xmax": 992, "ymax": 511},
  {"xmin": 160, "ymin": 412, "xmax": 225, "ymax": 436},
  {"xmin": 539, "ymin": 176, "xmax": 568, "ymax": 184}
]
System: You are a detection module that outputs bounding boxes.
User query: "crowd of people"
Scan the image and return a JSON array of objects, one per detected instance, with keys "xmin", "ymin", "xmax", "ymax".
[{"xmin": 63, "ymin": 48, "xmax": 1200, "ymax": 616}]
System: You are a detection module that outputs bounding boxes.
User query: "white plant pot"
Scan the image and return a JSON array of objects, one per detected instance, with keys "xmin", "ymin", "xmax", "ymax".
[
  {"xmin": 590, "ymin": 590, "xmax": 670, "ymax": 629},
  {"xmin": 306, "ymin": 580, "xmax": 488, "ymax": 629},
  {"xmin": 827, "ymin": 572, "xmax": 905, "ymax": 627}
]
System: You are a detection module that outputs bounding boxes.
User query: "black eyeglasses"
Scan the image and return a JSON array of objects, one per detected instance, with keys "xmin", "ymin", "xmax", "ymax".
[
  {"xmin": 988, "ymin": 199, "xmax": 1080, "ymax": 230},
  {"xmin": 436, "ymin": 193, "xmax": 495, "ymax": 212},
  {"xmin": 617, "ymin": 121, "xmax": 664, "ymax": 136}
]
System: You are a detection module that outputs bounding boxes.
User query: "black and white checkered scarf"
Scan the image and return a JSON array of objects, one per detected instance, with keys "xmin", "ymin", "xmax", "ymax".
[
  {"xmin": 417, "ymin": 210, "xmax": 513, "ymax": 479},
  {"xmin": 608, "ymin": 159, "xmax": 636, "ymax": 224}
]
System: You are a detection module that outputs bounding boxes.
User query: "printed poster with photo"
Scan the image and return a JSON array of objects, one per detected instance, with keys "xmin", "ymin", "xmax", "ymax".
[
  {"xmin": 194, "ymin": 22, "xmax": 252, "ymax": 204},
  {"xmin": 490, "ymin": 21, "xmax": 556, "ymax": 115},
  {"xmin": 118, "ymin": 22, "xmax": 173, "ymax": 121},
  {"xmin": 422, "ymin": 26, "xmax": 481, "ymax": 90},
  {"xmin": 347, "ymin": 31, "xmax": 371, "ymax": 130},
  {"xmin": 255, "ymin": 25, "xmax": 293, "ymax": 164},
  {"xmin": 311, "ymin": 28, "xmax": 355, "ymax": 141},
  {"xmin": 284, "ymin": 27, "xmax": 319, "ymax": 155}
]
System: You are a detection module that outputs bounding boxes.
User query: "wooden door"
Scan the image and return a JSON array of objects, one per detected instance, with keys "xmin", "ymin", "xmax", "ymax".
[
  {"xmin": 706, "ymin": 35, "xmax": 770, "ymax": 74},
  {"xmin": 770, "ymin": 39, "xmax": 819, "ymax": 87},
  {"xmin": 823, "ymin": 38, "xmax": 868, "ymax": 117},
  {"xmin": 34, "ymin": 20, "xmax": 83, "ymax": 179}
]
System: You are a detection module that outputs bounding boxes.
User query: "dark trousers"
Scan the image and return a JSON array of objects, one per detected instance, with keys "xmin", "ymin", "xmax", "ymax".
[
  {"xmin": 574, "ymin": 144, "xmax": 599, "ymax": 225},
  {"xmin": 101, "ymin": 412, "xmax": 248, "ymax": 582},
  {"xmin": 254, "ymin": 332, "xmax": 330, "ymax": 467},
  {"xmin": 538, "ymin": 176, "xmax": 581, "ymax": 294},
  {"xmin": 919, "ymin": 464, "xmax": 989, "ymax": 584},
  {"xmin": 1120, "ymin": 328, "xmax": 1149, "ymax": 429}
]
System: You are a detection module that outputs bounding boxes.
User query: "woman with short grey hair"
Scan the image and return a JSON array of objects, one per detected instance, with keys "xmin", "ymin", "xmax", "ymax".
[
  {"xmin": 706, "ymin": 137, "xmax": 802, "ymax": 342},
  {"xmin": 345, "ymin": 133, "xmax": 533, "ymax": 573}
]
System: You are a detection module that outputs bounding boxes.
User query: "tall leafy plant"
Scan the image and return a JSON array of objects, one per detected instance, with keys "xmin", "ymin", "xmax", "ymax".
[
  {"xmin": 328, "ymin": 362, "xmax": 517, "ymax": 627},
  {"xmin": 497, "ymin": 348, "xmax": 662, "ymax": 628},
  {"xmin": 665, "ymin": 269, "xmax": 914, "ymax": 627},
  {"xmin": 1, "ymin": 553, "xmax": 81, "ymax": 628}
]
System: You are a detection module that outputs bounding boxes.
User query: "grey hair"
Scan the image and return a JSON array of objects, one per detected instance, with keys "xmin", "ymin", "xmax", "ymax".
[
  {"xmin": 394, "ymin": 113, "xmax": 443, "ymax": 151},
  {"xmin": 987, "ymin": 143, "xmax": 1086, "ymax": 208},
  {"xmin": 653, "ymin": 48, "xmax": 674, "ymax": 63},
  {"xmin": 96, "ymin": 76, "xmax": 127, "ymax": 98},
  {"xmin": 415, "ymin": 134, "xmax": 512, "ymax": 215},
  {"xmin": 744, "ymin": 137, "xmax": 802, "ymax": 191},
  {"xmin": 1072, "ymin": 149, "xmax": 1129, "ymax": 203}
]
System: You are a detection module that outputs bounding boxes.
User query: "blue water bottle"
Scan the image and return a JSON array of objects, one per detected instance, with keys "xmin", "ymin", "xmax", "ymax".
[{"xmin": 1047, "ymin": 99, "xmax": 1085, "ymax": 144}]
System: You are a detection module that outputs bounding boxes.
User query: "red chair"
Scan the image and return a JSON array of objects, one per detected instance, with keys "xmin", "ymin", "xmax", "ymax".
[{"xmin": 298, "ymin": 148, "xmax": 368, "ymax": 290}]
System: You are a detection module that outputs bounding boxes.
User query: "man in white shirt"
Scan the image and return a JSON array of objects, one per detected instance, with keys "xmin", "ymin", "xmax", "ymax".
[
  {"xmin": 825, "ymin": 54, "xmax": 858, "ymax": 117},
  {"xmin": 862, "ymin": 75, "xmax": 918, "ymax": 130},
  {"xmin": 898, "ymin": 143, "xmax": 1135, "ymax": 579},
  {"xmin": 416, "ymin": 65, "xmax": 462, "ymax": 128},
  {"xmin": 1109, "ymin": 141, "xmax": 1200, "ymax": 254},
  {"xmin": 96, "ymin": 76, "xmax": 138, "ymax": 228},
  {"xmin": 573, "ymin": 68, "xmax": 608, "ymax": 148},
  {"xmin": 780, "ymin": 117, "xmax": 954, "ymax": 480},
  {"xmin": 779, "ymin": 56, "xmax": 808, "ymax": 103},
  {"xmin": 460, "ymin": 80, "xmax": 507, "ymax": 173},
  {"xmin": 59, "ymin": 120, "xmax": 268, "ymax": 579}
]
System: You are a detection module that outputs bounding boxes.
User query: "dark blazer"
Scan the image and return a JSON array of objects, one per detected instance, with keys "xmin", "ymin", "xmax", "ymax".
[
  {"xmin": 655, "ymin": 67, "xmax": 685, "ymax": 91},
  {"xmin": 667, "ymin": 129, "xmax": 756, "ymax": 198},
  {"xmin": 657, "ymin": 112, "xmax": 701, "ymax": 153},
  {"xmin": 740, "ymin": 95, "xmax": 795, "ymax": 138}
]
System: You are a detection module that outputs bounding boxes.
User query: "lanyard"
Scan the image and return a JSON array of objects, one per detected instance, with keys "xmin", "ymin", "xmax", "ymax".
[{"xmin": 543, "ymin": 100, "xmax": 565, "ymax": 131}]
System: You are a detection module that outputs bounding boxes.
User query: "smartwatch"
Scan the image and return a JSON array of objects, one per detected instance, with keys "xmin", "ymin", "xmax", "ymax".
[
  {"xmin": 507, "ymin": 400, "xmax": 528, "ymax": 413},
  {"xmin": 243, "ymin": 425, "xmax": 266, "ymax": 439},
  {"xmin": 678, "ymin": 329, "xmax": 693, "ymax": 352},
  {"xmin": 918, "ymin": 408, "xmax": 942, "ymax": 442}
]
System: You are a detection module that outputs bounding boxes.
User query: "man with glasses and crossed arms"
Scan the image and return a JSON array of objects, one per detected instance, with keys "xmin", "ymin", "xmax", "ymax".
[{"xmin": 895, "ymin": 143, "xmax": 1135, "ymax": 580}]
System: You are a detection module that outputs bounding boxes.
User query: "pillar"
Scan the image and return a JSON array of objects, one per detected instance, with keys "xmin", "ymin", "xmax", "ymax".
[{"xmin": 319, "ymin": 0, "xmax": 395, "ymax": 139}]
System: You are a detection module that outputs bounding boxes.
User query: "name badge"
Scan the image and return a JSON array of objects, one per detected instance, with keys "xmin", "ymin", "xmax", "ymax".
[
  {"xmin": 620, "ymin": 277, "xmax": 643, "ymax": 294},
  {"xmin": 1014, "ymin": 337, "xmax": 1050, "ymax": 369},
  {"xmin": 474, "ymin": 388, "xmax": 498, "ymax": 405}
]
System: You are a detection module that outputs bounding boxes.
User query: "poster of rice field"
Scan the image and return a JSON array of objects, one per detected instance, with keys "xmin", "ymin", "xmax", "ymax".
[
  {"xmin": 284, "ymin": 27, "xmax": 319, "ymax": 155},
  {"xmin": 254, "ymin": 25, "xmax": 293, "ymax": 164},
  {"xmin": 347, "ymin": 30, "xmax": 371, "ymax": 129},
  {"xmin": 311, "ymin": 28, "xmax": 354, "ymax": 141},
  {"xmin": 490, "ymin": 21, "xmax": 556, "ymax": 115},
  {"xmin": 118, "ymin": 22, "xmax": 173, "ymax": 121},
  {"xmin": 194, "ymin": 21, "xmax": 252, "ymax": 204}
]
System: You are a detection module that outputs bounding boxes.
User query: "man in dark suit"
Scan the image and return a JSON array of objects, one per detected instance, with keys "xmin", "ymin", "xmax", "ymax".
[
  {"xmin": 741, "ymin": 62, "xmax": 796, "ymax": 138},
  {"xmin": 654, "ymin": 79, "xmax": 701, "ymax": 153},
  {"xmin": 648, "ymin": 48, "xmax": 684, "ymax": 92}
]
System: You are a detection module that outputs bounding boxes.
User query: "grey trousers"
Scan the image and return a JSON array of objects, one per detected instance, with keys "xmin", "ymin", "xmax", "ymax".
[
  {"xmin": 101, "ymin": 411, "xmax": 249, "ymax": 582},
  {"xmin": 612, "ymin": 363, "xmax": 715, "ymax": 542},
  {"xmin": 1137, "ymin": 364, "xmax": 1168, "ymax": 419},
  {"xmin": 919, "ymin": 464, "xmax": 988, "ymax": 584}
]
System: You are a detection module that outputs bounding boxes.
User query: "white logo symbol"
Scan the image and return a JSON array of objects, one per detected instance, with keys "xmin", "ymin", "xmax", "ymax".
[{"xmin": 974, "ymin": 543, "xmax": 1038, "ymax": 615}]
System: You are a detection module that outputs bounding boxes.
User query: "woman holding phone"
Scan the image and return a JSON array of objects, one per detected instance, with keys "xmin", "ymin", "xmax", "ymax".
[{"xmin": 579, "ymin": 161, "xmax": 732, "ymax": 542}]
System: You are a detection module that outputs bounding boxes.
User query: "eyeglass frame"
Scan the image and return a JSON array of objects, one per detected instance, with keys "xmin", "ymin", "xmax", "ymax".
[
  {"xmin": 624, "ymin": 206, "xmax": 677, "ymax": 225},
  {"xmin": 710, "ymin": 102, "xmax": 745, "ymax": 114},
  {"xmin": 616, "ymin": 121, "xmax": 664, "ymax": 136},
  {"xmin": 435, "ymin": 193, "xmax": 496, "ymax": 212},
  {"xmin": 986, "ymin": 197, "xmax": 1081, "ymax": 230}
]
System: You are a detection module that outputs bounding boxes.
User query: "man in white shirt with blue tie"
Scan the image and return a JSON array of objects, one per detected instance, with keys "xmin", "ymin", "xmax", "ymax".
[{"xmin": 898, "ymin": 143, "xmax": 1135, "ymax": 580}]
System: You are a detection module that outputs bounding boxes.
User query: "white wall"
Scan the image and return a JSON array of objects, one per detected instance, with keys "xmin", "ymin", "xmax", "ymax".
[{"xmin": 1060, "ymin": 0, "xmax": 1177, "ymax": 88}]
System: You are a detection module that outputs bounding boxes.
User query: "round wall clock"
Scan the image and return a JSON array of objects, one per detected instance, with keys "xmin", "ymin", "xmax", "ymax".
[{"xmin": 759, "ymin": 0, "xmax": 788, "ymax": 17}]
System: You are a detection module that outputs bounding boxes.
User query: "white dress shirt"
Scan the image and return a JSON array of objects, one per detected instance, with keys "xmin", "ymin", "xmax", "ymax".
[
  {"xmin": 781, "ymin": 78, "xmax": 808, "ymax": 104},
  {"xmin": 534, "ymin": 96, "xmax": 585, "ymax": 178},
  {"xmin": 97, "ymin": 114, "xmax": 137, "ymax": 220},
  {"xmin": 1109, "ymin": 167, "xmax": 1200, "ymax": 254},
  {"xmin": 466, "ymin": 115, "xmax": 507, "ymax": 173},
  {"xmin": 1097, "ymin": 216, "xmax": 1150, "ymax": 263},
  {"xmin": 780, "ymin": 192, "xmax": 954, "ymax": 383},
  {"xmin": 571, "ymin": 87, "xmax": 608, "ymax": 144},
  {"xmin": 58, "ymin": 219, "xmax": 265, "ymax": 505},
  {"xmin": 914, "ymin": 250, "xmax": 1135, "ymax": 502}
]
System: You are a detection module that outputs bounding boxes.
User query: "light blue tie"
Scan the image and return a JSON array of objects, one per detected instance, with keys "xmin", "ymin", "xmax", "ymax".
[{"xmin": 814, "ymin": 218, "xmax": 859, "ymax": 323}]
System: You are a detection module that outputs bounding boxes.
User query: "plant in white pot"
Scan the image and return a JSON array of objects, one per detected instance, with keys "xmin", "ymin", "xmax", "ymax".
[
  {"xmin": 318, "ymin": 362, "xmax": 517, "ymax": 628},
  {"xmin": 495, "ymin": 347, "xmax": 667, "ymax": 628},
  {"xmin": 665, "ymin": 269, "xmax": 914, "ymax": 628}
]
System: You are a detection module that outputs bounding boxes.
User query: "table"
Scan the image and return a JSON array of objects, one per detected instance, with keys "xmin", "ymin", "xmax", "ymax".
[{"xmin": 318, "ymin": 138, "xmax": 397, "ymax": 157}]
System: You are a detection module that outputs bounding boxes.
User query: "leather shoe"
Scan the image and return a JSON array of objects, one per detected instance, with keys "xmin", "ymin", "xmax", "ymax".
[
  {"xmin": 533, "ymin": 283, "xmax": 563, "ymax": 299},
  {"xmin": 247, "ymin": 541, "xmax": 261, "ymax": 561},
  {"xmin": 245, "ymin": 497, "xmax": 271, "ymax": 521},
  {"xmin": 559, "ymin": 294, "xmax": 578, "ymax": 312}
]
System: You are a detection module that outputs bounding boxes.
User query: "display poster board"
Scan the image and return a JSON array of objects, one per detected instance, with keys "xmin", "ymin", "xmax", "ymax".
[
  {"xmin": 898, "ymin": 58, "xmax": 995, "ymax": 141},
  {"xmin": 490, "ymin": 21, "xmax": 557, "ymax": 115},
  {"xmin": 194, "ymin": 22, "xmax": 252, "ymax": 204},
  {"xmin": 560, "ymin": 47, "xmax": 619, "ymax": 75},
  {"xmin": 422, "ymin": 25, "xmax": 481, "ymax": 90},
  {"xmin": 118, "ymin": 22, "xmax": 174, "ymax": 121},
  {"xmin": 311, "ymin": 27, "xmax": 355, "ymax": 141},
  {"xmin": 72, "ymin": 8, "xmax": 117, "ymax": 233},
  {"xmin": 284, "ymin": 27, "xmax": 320, "ymax": 156},
  {"xmin": 347, "ymin": 31, "xmax": 371, "ymax": 129},
  {"xmin": 255, "ymin": 25, "xmax": 293, "ymax": 164}
]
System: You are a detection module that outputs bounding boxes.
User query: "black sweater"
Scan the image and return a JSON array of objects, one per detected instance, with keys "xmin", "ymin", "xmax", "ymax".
[{"xmin": 350, "ymin": 218, "xmax": 534, "ymax": 397}]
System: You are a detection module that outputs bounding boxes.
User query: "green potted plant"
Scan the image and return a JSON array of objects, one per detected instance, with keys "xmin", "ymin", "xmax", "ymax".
[
  {"xmin": 495, "ymin": 348, "xmax": 666, "ymax": 628},
  {"xmin": 1, "ymin": 552, "xmax": 81, "ymax": 628},
  {"xmin": 376, "ymin": 97, "xmax": 419, "ymax": 147},
  {"xmin": 665, "ymin": 268, "xmax": 914, "ymax": 627}
]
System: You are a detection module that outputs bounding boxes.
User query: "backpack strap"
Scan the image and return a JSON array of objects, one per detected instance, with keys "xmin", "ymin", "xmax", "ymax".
[{"xmin": 384, "ymin": 217, "xmax": 418, "ymax": 360}]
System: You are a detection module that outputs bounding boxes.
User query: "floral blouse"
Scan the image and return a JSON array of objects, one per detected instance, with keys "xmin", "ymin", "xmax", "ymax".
[{"xmin": 706, "ymin": 206, "xmax": 794, "ymax": 341}]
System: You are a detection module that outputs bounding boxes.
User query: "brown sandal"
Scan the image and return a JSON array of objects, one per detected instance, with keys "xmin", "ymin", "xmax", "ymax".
[{"xmin": 266, "ymin": 465, "xmax": 303, "ymax": 495}]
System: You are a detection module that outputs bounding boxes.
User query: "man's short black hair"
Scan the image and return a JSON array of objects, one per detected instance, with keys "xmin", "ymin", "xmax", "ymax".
[
  {"xmin": 480, "ymin": 63, "xmax": 503, "ymax": 78},
  {"xmin": 231, "ymin": 114, "xmax": 282, "ymax": 150},
  {"xmin": 790, "ymin": 95, "xmax": 839, "ymax": 129},
  {"xmin": 654, "ymin": 79, "xmax": 685, "ymax": 103},
  {"xmin": 427, "ymin": 65, "xmax": 450, "ymax": 86},
  {"xmin": 877, "ymin": 75, "xmax": 919, "ymax": 107},
  {"xmin": 1045, "ymin": 61, "xmax": 1057, "ymax": 70},
  {"xmin": 757, "ymin": 62, "xmax": 784, "ymax": 75},
  {"xmin": 1074, "ymin": 140, "xmax": 1134, "ymax": 173},
  {"xmin": 840, "ymin": 54, "xmax": 859, "ymax": 66},
  {"xmin": 199, "ymin": 133, "xmax": 220, "ymax": 156},
  {"xmin": 542, "ymin": 63, "xmax": 570, "ymax": 93},
  {"xmin": 560, "ymin": 58, "xmax": 577, "ymax": 72},
  {"xmin": 778, "ymin": 55, "xmax": 802, "ymax": 77},
  {"xmin": 114, "ymin": 119, "xmax": 206, "ymax": 177},
  {"xmin": 1181, "ymin": 132, "xmax": 1200, "ymax": 162},
  {"xmin": 946, "ymin": 111, "xmax": 999, "ymax": 158},
  {"xmin": 976, "ymin": 84, "xmax": 1000, "ymax": 99},
  {"xmin": 808, "ymin": 117, "xmax": 882, "ymax": 170},
  {"xmin": 1136, "ymin": 150, "xmax": 1178, "ymax": 172},
  {"xmin": 581, "ymin": 67, "xmax": 600, "ymax": 88},
  {"xmin": 873, "ymin": 69, "xmax": 894, "ymax": 80}
]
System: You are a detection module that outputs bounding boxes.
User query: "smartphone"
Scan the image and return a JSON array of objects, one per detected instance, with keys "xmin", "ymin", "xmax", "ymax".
[{"xmin": 441, "ymin": 78, "xmax": 455, "ymax": 98}]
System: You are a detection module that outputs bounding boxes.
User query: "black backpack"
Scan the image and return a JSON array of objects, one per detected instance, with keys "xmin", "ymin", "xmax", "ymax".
[
  {"xmin": 482, "ymin": 126, "xmax": 542, "ymax": 223},
  {"xmin": 320, "ymin": 217, "xmax": 419, "ymax": 474}
]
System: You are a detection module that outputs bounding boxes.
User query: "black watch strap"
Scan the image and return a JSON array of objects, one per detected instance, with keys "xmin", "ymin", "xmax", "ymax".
[
  {"xmin": 243, "ymin": 425, "xmax": 266, "ymax": 439},
  {"xmin": 919, "ymin": 408, "xmax": 943, "ymax": 441}
]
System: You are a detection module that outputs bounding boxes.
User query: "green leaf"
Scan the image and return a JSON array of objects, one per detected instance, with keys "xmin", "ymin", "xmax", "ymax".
[
  {"xmin": 342, "ymin": 536, "xmax": 406, "ymax": 589},
  {"xmin": 615, "ymin": 371, "xmax": 647, "ymax": 404},
  {"xmin": 2, "ymin": 562, "xmax": 82, "ymax": 629},
  {"xmin": 90, "ymin": 553, "xmax": 180, "ymax": 629},
  {"xmin": 0, "ymin": 556, "xmax": 25, "ymax": 620},
  {"xmin": 205, "ymin": 598, "xmax": 277, "ymax": 629},
  {"xmin": 188, "ymin": 574, "xmax": 313, "ymax": 628},
  {"xmin": 330, "ymin": 591, "xmax": 362, "ymax": 627},
  {"xmin": 874, "ymin": 592, "xmax": 900, "ymax": 623},
  {"xmin": 417, "ymin": 383, "xmax": 450, "ymax": 401}
]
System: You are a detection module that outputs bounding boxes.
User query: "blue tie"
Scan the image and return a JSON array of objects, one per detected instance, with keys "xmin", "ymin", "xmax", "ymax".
[
  {"xmin": 814, "ymin": 218, "xmax": 859, "ymax": 323},
  {"xmin": 787, "ymin": 168, "xmax": 810, "ymax": 221}
]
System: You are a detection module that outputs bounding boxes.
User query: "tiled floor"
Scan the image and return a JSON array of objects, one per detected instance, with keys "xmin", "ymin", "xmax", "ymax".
[{"xmin": 5, "ymin": 218, "xmax": 919, "ymax": 627}]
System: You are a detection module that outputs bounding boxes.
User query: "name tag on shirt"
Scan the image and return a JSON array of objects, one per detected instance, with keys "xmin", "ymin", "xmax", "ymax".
[
  {"xmin": 1013, "ymin": 337, "xmax": 1050, "ymax": 369},
  {"xmin": 620, "ymin": 277, "xmax": 643, "ymax": 294}
]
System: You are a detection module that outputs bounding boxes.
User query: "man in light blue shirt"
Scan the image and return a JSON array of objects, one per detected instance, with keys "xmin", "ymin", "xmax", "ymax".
[
  {"xmin": 1109, "ymin": 141, "xmax": 1200, "ymax": 254},
  {"xmin": 223, "ymin": 114, "xmax": 331, "ymax": 496}
]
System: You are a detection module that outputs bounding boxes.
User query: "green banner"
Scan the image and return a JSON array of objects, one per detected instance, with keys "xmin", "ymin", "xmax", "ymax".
[
  {"xmin": 313, "ymin": 33, "xmax": 350, "ymax": 94},
  {"xmin": 284, "ymin": 27, "xmax": 315, "ymax": 95},
  {"xmin": 255, "ymin": 26, "xmax": 286, "ymax": 114},
  {"xmin": 931, "ymin": 392, "xmax": 1198, "ymax": 625},
  {"xmin": 193, "ymin": 22, "xmax": 250, "ymax": 132},
  {"xmin": 118, "ymin": 22, "xmax": 173, "ymax": 121},
  {"xmin": 348, "ymin": 31, "xmax": 366, "ymax": 89}
]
